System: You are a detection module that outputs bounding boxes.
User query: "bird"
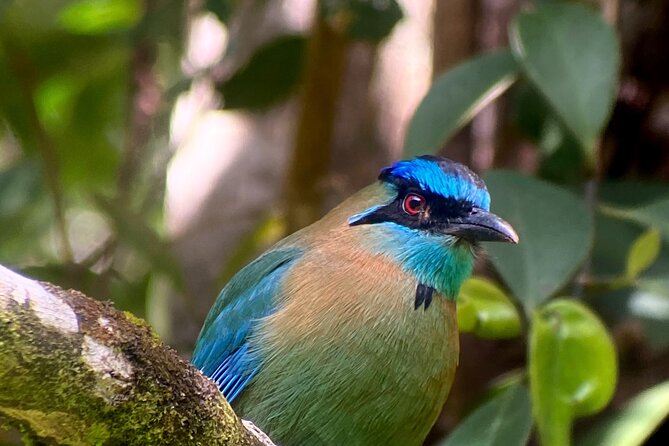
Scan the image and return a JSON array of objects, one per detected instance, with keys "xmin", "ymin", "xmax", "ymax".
[{"xmin": 192, "ymin": 155, "xmax": 518, "ymax": 446}]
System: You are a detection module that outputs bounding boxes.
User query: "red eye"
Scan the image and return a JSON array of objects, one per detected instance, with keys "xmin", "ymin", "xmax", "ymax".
[{"xmin": 402, "ymin": 193, "xmax": 426, "ymax": 215}]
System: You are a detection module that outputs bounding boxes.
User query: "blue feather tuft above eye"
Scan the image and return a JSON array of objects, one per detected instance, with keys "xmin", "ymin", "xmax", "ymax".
[{"xmin": 380, "ymin": 157, "xmax": 491, "ymax": 210}]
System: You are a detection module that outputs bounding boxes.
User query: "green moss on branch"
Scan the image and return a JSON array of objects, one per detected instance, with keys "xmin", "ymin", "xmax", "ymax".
[{"xmin": 0, "ymin": 265, "xmax": 271, "ymax": 445}]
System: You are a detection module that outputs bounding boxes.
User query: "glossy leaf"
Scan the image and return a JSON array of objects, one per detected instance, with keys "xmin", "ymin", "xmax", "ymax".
[
  {"xmin": 626, "ymin": 228, "xmax": 661, "ymax": 280},
  {"xmin": 577, "ymin": 380, "xmax": 669, "ymax": 446},
  {"xmin": 510, "ymin": 3, "xmax": 619, "ymax": 161},
  {"xmin": 483, "ymin": 171, "xmax": 593, "ymax": 309},
  {"xmin": 457, "ymin": 277, "xmax": 522, "ymax": 339},
  {"xmin": 440, "ymin": 384, "xmax": 532, "ymax": 446},
  {"xmin": 530, "ymin": 299, "xmax": 617, "ymax": 446},
  {"xmin": 220, "ymin": 35, "xmax": 307, "ymax": 110},
  {"xmin": 404, "ymin": 51, "xmax": 518, "ymax": 156}
]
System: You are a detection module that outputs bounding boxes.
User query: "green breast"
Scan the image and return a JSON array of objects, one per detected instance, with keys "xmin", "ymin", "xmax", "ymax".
[{"xmin": 234, "ymin": 249, "xmax": 460, "ymax": 446}]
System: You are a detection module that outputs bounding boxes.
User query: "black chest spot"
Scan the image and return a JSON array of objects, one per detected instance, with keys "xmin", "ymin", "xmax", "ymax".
[{"xmin": 414, "ymin": 283, "xmax": 435, "ymax": 310}]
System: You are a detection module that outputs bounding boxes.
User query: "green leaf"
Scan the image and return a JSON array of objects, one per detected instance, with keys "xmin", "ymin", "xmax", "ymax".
[
  {"xmin": 440, "ymin": 384, "xmax": 532, "ymax": 446},
  {"xmin": 511, "ymin": 83, "xmax": 589, "ymax": 183},
  {"xmin": 510, "ymin": 3, "xmax": 620, "ymax": 162},
  {"xmin": 627, "ymin": 199, "xmax": 669, "ymax": 240},
  {"xmin": 600, "ymin": 198, "xmax": 669, "ymax": 242},
  {"xmin": 220, "ymin": 35, "xmax": 307, "ymax": 110},
  {"xmin": 592, "ymin": 184, "xmax": 669, "ymax": 278},
  {"xmin": 404, "ymin": 50, "xmax": 518, "ymax": 156},
  {"xmin": 319, "ymin": 0, "xmax": 403, "ymax": 42},
  {"xmin": 626, "ymin": 228, "xmax": 661, "ymax": 280},
  {"xmin": 34, "ymin": 74, "xmax": 80, "ymax": 136},
  {"xmin": 58, "ymin": 0, "xmax": 143, "ymax": 34},
  {"xmin": 457, "ymin": 277, "xmax": 522, "ymax": 339},
  {"xmin": 577, "ymin": 380, "xmax": 669, "ymax": 446},
  {"xmin": 530, "ymin": 299, "xmax": 617, "ymax": 446},
  {"xmin": 483, "ymin": 171, "xmax": 593, "ymax": 310}
]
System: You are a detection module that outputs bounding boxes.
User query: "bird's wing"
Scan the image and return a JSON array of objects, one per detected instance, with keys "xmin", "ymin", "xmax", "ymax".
[{"xmin": 192, "ymin": 247, "xmax": 302, "ymax": 402}]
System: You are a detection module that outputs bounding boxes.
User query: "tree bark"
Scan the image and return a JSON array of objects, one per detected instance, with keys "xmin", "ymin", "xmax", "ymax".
[{"xmin": 0, "ymin": 265, "xmax": 274, "ymax": 446}]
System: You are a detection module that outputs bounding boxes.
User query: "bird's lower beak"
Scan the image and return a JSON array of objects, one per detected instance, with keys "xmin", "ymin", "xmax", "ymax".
[{"xmin": 446, "ymin": 208, "xmax": 519, "ymax": 244}]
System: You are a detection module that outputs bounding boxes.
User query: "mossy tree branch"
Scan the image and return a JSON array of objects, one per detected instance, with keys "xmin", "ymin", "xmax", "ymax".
[{"xmin": 0, "ymin": 265, "xmax": 274, "ymax": 446}]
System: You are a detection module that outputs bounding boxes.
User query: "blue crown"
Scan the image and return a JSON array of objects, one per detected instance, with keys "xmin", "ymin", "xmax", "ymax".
[{"xmin": 380, "ymin": 156, "xmax": 491, "ymax": 210}]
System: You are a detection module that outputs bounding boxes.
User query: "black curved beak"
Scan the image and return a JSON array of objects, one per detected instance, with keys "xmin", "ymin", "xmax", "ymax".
[{"xmin": 446, "ymin": 208, "xmax": 519, "ymax": 244}]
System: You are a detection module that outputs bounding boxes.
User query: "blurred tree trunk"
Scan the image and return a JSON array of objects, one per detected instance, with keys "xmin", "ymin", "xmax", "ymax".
[
  {"xmin": 285, "ymin": 16, "xmax": 349, "ymax": 233},
  {"xmin": 432, "ymin": 0, "xmax": 477, "ymax": 165}
]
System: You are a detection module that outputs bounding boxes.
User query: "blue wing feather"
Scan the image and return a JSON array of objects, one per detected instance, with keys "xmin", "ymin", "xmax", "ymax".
[{"xmin": 192, "ymin": 247, "xmax": 302, "ymax": 402}]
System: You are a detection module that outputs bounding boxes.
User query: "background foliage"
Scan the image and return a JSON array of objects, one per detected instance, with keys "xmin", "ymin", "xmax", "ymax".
[{"xmin": 1, "ymin": 0, "xmax": 668, "ymax": 445}]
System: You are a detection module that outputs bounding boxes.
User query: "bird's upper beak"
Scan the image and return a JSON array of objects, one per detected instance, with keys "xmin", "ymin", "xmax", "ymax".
[{"xmin": 445, "ymin": 208, "xmax": 519, "ymax": 244}]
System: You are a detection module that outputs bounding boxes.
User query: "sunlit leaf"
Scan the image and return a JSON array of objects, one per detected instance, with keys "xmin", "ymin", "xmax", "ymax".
[
  {"xmin": 34, "ymin": 75, "xmax": 79, "ymax": 136},
  {"xmin": 58, "ymin": 0, "xmax": 143, "ymax": 34},
  {"xmin": 220, "ymin": 35, "xmax": 307, "ymax": 110},
  {"xmin": 404, "ymin": 51, "xmax": 518, "ymax": 156},
  {"xmin": 440, "ymin": 384, "xmax": 532, "ymax": 446},
  {"xmin": 457, "ymin": 277, "xmax": 522, "ymax": 339},
  {"xmin": 510, "ymin": 2, "xmax": 619, "ymax": 163},
  {"xmin": 483, "ymin": 171, "xmax": 593, "ymax": 310},
  {"xmin": 577, "ymin": 380, "xmax": 669, "ymax": 446},
  {"xmin": 626, "ymin": 228, "xmax": 661, "ymax": 280},
  {"xmin": 530, "ymin": 299, "xmax": 617, "ymax": 446}
]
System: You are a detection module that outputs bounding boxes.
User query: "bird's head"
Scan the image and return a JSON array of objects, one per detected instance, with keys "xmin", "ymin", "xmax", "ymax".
[{"xmin": 347, "ymin": 155, "xmax": 517, "ymax": 297}]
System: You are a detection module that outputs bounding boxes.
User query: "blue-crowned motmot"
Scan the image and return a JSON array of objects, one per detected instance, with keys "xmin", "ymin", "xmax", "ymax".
[{"xmin": 193, "ymin": 155, "xmax": 518, "ymax": 446}]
